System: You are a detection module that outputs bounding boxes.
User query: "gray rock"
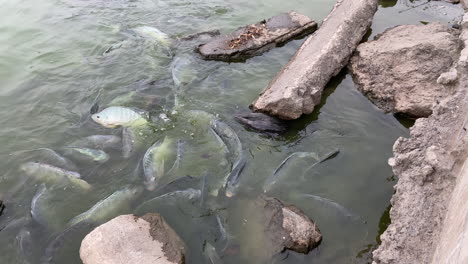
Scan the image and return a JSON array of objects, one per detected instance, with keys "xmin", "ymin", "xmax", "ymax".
[
  {"xmin": 349, "ymin": 23, "xmax": 462, "ymax": 117},
  {"xmin": 257, "ymin": 196, "xmax": 322, "ymax": 254},
  {"xmin": 251, "ymin": 0, "xmax": 377, "ymax": 120},
  {"xmin": 80, "ymin": 214, "xmax": 185, "ymax": 264},
  {"xmin": 235, "ymin": 112, "xmax": 287, "ymax": 133},
  {"xmin": 197, "ymin": 11, "xmax": 317, "ymax": 62}
]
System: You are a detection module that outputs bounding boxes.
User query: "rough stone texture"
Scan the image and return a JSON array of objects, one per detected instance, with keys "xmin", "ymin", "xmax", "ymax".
[
  {"xmin": 431, "ymin": 156, "xmax": 468, "ymax": 264},
  {"xmin": 259, "ymin": 196, "xmax": 322, "ymax": 254},
  {"xmin": 80, "ymin": 214, "xmax": 185, "ymax": 264},
  {"xmin": 437, "ymin": 68, "xmax": 458, "ymax": 85},
  {"xmin": 372, "ymin": 16, "xmax": 468, "ymax": 263},
  {"xmin": 251, "ymin": 0, "xmax": 377, "ymax": 120},
  {"xmin": 349, "ymin": 23, "xmax": 462, "ymax": 117},
  {"xmin": 197, "ymin": 11, "xmax": 317, "ymax": 62},
  {"xmin": 373, "ymin": 87, "xmax": 468, "ymax": 264}
]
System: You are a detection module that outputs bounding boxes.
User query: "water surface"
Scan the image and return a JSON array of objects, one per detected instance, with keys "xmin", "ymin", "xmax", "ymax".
[{"xmin": 0, "ymin": 0, "xmax": 462, "ymax": 263}]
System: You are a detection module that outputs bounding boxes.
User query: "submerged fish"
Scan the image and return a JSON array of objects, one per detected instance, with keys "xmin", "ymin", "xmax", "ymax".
[
  {"xmin": 16, "ymin": 228, "xmax": 34, "ymax": 262},
  {"xmin": 122, "ymin": 127, "xmax": 136, "ymax": 158},
  {"xmin": 68, "ymin": 186, "xmax": 143, "ymax": 226},
  {"xmin": 91, "ymin": 106, "xmax": 148, "ymax": 128},
  {"xmin": 41, "ymin": 221, "xmax": 95, "ymax": 264},
  {"xmin": 135, "ymin": 188, "xmax": 201, "ymax": 213},
  {"xmin": 30, "ymin": 184, "xmax": 48, "ymax": 227},
  {"xmin": 210, "ymin": 120, "xmax": 244, "ymax": 196},
  {"xmin": 142, "ymin": 137, "xmax": 176, "ymax": 191},
  {"xmin": 133, "ymin": 26, "xmax": 172, "ymax": 46},
  {"xmin": 305, "ymin": 149, "xmax": 340, "ymax": 173},
  {"xmin": 224, "ymin": 154, "xmax": 247, "ymax": 198},
  {"xmin": 264, "ymin": 152, "xmax": 318, "ymax": 193},
  {"xmin": 63, "ymin": 147, "xmax": 109, "ymax": 163},
  {"xmin": 74, "ymin": 135, "xmax": 121, "ymax": 150},
  {"xmin": 20, "ymin": 162, "xmax": 91, "ymax": 191},
  {"xmin": 19, "ymin": 148, "xmax": 78, "ymax": 172},
  {"xmin": 300, "ymin": 194, "xmax": 359, "ymax": 220},
  {"xmin": 171, "ymin": 55, "xmax": 198, "ymax": 88},
  {"xmin": 204, "ymin": 242, "xmax": 223, "ymax": 264}
]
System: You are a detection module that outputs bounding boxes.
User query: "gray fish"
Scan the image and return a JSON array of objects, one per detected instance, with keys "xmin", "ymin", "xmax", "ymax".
[
  {"xmin": 235, "ymin": 112, "xmax": 287, "ymax": 133},
  {"xmin": 216, "ymin": 214, "xmax": 228, "ymax": 243},
  {"xmin": 30, "ymin": 184, "xmax": 48, "ymax": 227},
  {"xmin": 204, "ymin": 242, "xmax": 223, "ymax": 264},
  {"xmin": 300, "ymin": 194, "xmax": 359, "ymax": 220},
  {"xmin": 41, "ymin": 221, "xmax": 94, "ymax": 264},
  {"xmin": 142, "ymin": 137, "xmax": 176, "ymax": 191},
  {"xmin": 19, "ymin": 162, "xmax": 91, "ymax": 191},
  {"xmin": 21, "ymin": 148, "xmax": 78, "ymax": 172},
  {"xmin": 122, "ymin": 127, "xmax": 136, "ymax": 158},
  {"xmin": 224, "ymin": 154, "xmax": 247, "ymax": 197},
  {"xmin": 167, "ymin": 140, "xmax": 184, "ymax": 174},
  {"xmin": 210, "ymin": 120, "xmax": 243, "ymax": 195},
  {"xmin": 16, "ymin": 228, "xmax": 33, "ymax": 262},
  {"xmin": 75, "ymin": 135, "xmax": 121, "ymax": 150},
  {"xmin": 264, "ymin": 152, "xmax": 318, "ymax": 193},
  {"xmin": 68, "ymin": 186, "xmax": 143, "ymax": 226},
  {"xmin": 305, "ymin": 149, "xmax": 340, "ymax": 173},
  {"xmin": 63, "ymin": 147, "xmax": 109, "ymax": 163},
  {"xmin": 135, "ymin": 188, "xmax": 201, "ymax": 214}
]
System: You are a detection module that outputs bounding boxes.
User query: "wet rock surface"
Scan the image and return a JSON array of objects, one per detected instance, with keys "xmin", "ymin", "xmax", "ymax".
[
  {"xmin": 349, "ymin": 23, "xmax": 462, "ymax": 117},
  {"xmin": 251, "ymin": 0, "xmax": 378, "ymax": 120},
  {"xmin": 257, "ymin": 196, "xmax": 322, "ymax": 254},
  {"xmin": 235, "ymin": 112, "xmax": 287, "ymax": 133},
  {"xmin": 197, "ymin": 11, "xmax": 317, "ymax": 62},
  {"xmin": 80, "ymin": 214, "xmax": 185, "ymax": 264},
  {"xmin": 372, "ymin": 27, "xmax": 468, "ymax": 263}
]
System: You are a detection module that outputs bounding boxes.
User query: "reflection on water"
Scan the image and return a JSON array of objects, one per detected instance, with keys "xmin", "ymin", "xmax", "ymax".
[{"xmin": 0, "ymin": 0, "xmax": 461, "ymax": 263}]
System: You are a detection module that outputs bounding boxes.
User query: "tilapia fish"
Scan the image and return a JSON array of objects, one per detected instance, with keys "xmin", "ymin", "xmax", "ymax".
[
  {"xmin": 20, "ymin": 162, "xmax": 91, "ymax": 191},
  {"xmin": 142, "ymin": 136, "xmax": 176, "ymax": 191},
  {"xmin": 68, "ymin": 186, "xmax": 142, "ymax": 226},
  {"xmin": 210, "ymin": 119, "xmax": 245, "ymax": 196},
  {"xmin": 91, "ymin": 106, "xmax": 148, "ymax": 128},
  {"xmin": 133, "ymin": 26, "xmax": 172, "ymax": 46},
  {"xmin": 63, "ymin": 147, "xmax": 109, "ymax": 163}
]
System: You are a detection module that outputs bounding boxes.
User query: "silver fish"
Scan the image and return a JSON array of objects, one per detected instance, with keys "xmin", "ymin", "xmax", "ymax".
[
  {"xmin": 75, "ymin": 135, "xmax": 121, "ymax": 150},
  {"xmin": 19, "ymin": 162, "xmax": 90, "ymax": 191},
  {"xmin": 204, "ymin": 242, "xmax": 223, "ymax": 264},
  {"xmin": 68, "ymin": 186, "xmax": 143, "ymax": 226},
  {"xmin": 305, "ymin": 149, "xmax": 340, "ymax": 172},
  {"xmin": 264, "ymin": 152, "xmax": 318, "ymax": 193},
  {"xmin": 122, "ymin": 127, "xmax": 136, "ymax": 159},
  {"xmin": 142, "ymin": 137, "xmax": 176, "ymax": 191},
  {"xmin": 30, "ymin": 184, "xmax": 48, "ymax": 227},
  {"xmin": 16, "ymin": 228, "xmax": 33, "ymax": 261},
  {"xmin": 91, "ymin": 106, "xmax": 148, "ymax": 128},
  {"xmin": 135, "ymin": 188, "xmax": 201, "ymax": 214},
  {"xmin": 133, "ymin": 26, "xmax": 172, "ymax": 46},
  {"xmin": 63, "ymin": 147, "xmax": 109, "ymax": 163},
  {"xmin": 300, "ymin": 194, "xmax": 359, "ymax": 220},
  {"xmin": 210, "ymin": 120, "xmax": 244, "ymax": 195},
  {"xmin": 224, "ymin": 154, "xmax": 247, "ymax": 197},
  {"xmin": 19, "ymin": 148, "xmax": 78, "ymax": 172}
]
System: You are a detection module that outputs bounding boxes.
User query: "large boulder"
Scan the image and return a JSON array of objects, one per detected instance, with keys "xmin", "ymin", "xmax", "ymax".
[
  {"xmin": 349, "ymin": 23, "xmax": 462, "ymax": 117},
  {"xmin": 80, "ymin": 214, "xmax": 185, "ymax": 264},
  {"xmin": 197, "ymin": 11, "xmax": 317, "ymax": 62},
  {"xmin": 251, "ymin": 0, "xmax": 377, "ymax": 120}
]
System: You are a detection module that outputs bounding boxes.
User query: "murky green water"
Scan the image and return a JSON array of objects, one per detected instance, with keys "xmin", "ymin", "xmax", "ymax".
[{"xmin": 0, "ymin": 0, "xmax": 462, "ymax": 263}]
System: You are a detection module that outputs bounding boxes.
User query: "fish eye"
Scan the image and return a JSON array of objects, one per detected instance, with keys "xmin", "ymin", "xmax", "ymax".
[{"xmin": 96, "ymin": 116, "xmax": 100, "ymax": 119}]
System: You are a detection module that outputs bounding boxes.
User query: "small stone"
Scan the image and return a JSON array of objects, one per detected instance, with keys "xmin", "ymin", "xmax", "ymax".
[{"xmin": 437, "ymin": 69, "xmax": 458, "ymax": 85}]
